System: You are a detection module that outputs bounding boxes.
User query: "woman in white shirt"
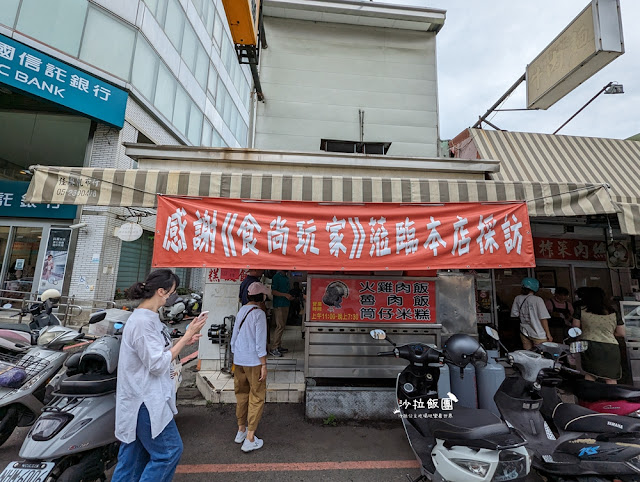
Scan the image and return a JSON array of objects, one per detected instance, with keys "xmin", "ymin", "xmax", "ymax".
[
  {"xmin": 111, "ymin": 269, "xmax": 207, "ymax": 482},
  {"xmin": 231, "ymin": 282, "xmax": 269, "ymax": 452}
]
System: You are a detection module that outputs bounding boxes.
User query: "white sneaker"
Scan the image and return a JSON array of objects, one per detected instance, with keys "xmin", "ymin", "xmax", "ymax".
[
  {"xmin": 234, "ymin": 430, "xmax": 247, "ymax": 443},
  {"xmin": 241, "ymin": 436, "xmax": 264, "ymax": 452}
]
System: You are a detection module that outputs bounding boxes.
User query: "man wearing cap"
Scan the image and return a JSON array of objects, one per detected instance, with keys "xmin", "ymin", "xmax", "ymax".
[
  {"xmin": 239, "ymin": 269, "xmax": 265, "ymax": 306},
  {"xmin": 230, "ymin": 281, "xmax": 270, "ymax": 452}
]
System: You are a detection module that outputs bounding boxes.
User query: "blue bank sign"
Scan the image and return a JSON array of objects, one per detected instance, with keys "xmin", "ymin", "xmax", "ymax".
[
  {"xmin": 0, "ymin": 180, "xmax": 76, "ymax": 219},
  {"xmin": 0, "ymin": 34, "xmax": 127, "ymax": 128}
]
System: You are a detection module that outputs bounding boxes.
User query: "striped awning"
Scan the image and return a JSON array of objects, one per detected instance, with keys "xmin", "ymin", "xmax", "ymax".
[
  {"xmin": 469, "ymin": 129, "xmax": 640, "ymax": 235},
  {"xmin": 24, "ymin": 165, "xmax": 617, "ymax": 217}
]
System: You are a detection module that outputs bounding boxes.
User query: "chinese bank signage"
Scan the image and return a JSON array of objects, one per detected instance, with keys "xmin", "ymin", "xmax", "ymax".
[
  {"xmin": 308, "ymin": 276, "xmax": 436, "ymax": 324},
  {"xmin": 153, "ymin": 195, "xmax": 535, "ymax": 271},
  {"xmin": 0, "ymin": 34, "xmax": 127, "ymax": 128},
  {"xmin": 0, "ymin": 180, "xmax": 76, "ymax": 219}
]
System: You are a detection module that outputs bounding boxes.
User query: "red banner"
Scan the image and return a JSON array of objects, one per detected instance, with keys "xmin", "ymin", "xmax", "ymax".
[
  {"xmin": 153, "ymin": 196, "xmax": 534, "ymax": 271},
  {"xmin": 533, "ymin": 237, "xmax": 607, "ymax": 262},
  {"xmin": 308, "ymin": 276, "xmax": 436, "ymax": 323}
]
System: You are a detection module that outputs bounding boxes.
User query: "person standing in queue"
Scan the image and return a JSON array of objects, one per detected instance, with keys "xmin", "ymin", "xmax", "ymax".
[
  {"xmin": 239, "ymin": 269, "xmax": 265, "ymax": 306},
  {"xmin": 112, "ymin": 269, "xmax": 207, "ymax": 482},
  {"xmin": 573, "ymin": 287, "xmax": 625, "ymax": 384},
  {"xmin": 231, "ymin": 281, "xmax": 270, "ymax": 452},
  {"xmin": 545, "ymin": 286, "xmax": 574, "ymax": 342},
  {"xmin": 511, "ymin": 277, "xmax": 552, "ymax": 350},
  {"xmin": 269, "ymin": 270, "xmax": 292, "ymax": 357}
]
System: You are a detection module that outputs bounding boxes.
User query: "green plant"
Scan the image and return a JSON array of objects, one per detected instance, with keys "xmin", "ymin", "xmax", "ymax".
[{"xmin": 323, "ymin": 414, "xmax": 337, "ymax": 426}]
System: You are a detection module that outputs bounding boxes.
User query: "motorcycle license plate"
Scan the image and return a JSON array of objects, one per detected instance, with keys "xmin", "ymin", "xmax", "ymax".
[{"xmin": 0, "ymin": 461, "xmax": 55, "ymax": 482}]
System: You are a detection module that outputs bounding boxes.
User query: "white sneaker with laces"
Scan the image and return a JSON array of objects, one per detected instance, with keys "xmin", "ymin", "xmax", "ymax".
[
  {"xmin": 234, "ymin": 430, "xmax": 247, "ymax": 443},
  {"xmin": 241, "ymin": 436, "xmax": 264, "ymax": 452}
]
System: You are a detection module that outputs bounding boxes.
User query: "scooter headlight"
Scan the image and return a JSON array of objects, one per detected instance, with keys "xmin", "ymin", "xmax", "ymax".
[
  {"xmin": 31, "ymin": 413, "xmax": 73, "ymax": 441},
  {"xmin": 451, "ymin": 458, "xmax": 490, "ymax": 477}
]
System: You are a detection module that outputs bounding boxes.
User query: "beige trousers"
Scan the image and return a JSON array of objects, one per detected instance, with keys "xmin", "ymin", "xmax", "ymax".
[
  {"xmin": 234, "ymin": 365, "xmax": 266, "ymax": 432},
  {"xmin": 271, "ymin": 306, "xmax": 289, "ymax": 350}
]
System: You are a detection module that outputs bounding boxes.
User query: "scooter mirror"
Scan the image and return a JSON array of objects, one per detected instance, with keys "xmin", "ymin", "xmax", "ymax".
[
  {"xmin": 567, "ymin": 327, "xmax": 582, "ymax": 338},
  {"xmin": 570, "ymin": 340, "xmax": 588, "ymax": 353},
  {"xmin": 89, "ymin": 311, "xmax": 107, "ymax": 324},
  {"xmin": 485, "ymin": 326, "xmax": 500, "ymax": 341},
  {"xmin": 370, "ymin": 329, "xmax": 386, "ymax": 340},
  {"xmin": 1, "ymin": 303, "xmax": 12, "ymax": 310}
]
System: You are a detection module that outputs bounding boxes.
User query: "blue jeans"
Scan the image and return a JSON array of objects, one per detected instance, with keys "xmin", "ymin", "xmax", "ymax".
[{"xmin": 111, "ymin": 404, "xmax": 183, "ymax": 482}]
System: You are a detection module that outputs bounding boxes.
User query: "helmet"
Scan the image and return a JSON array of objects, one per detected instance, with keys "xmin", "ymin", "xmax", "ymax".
[
  {"xmin": 443, "ymin": 334, "xmax": 488, "ymax": 368},
  {"xmin": 521, "ymin": 277, "xmax": 540, "ymax": 293},
  {"xmin": 41, "ymin": 289, "xmax": 61, "ymax": 302}
]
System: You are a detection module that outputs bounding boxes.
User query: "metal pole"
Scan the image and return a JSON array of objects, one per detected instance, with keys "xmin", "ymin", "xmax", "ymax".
[
  {"xmin": 472, "ymin": 73, "xmax": 526, "ymax": 129},
  {"xmin": 552, "ymin": 82, "xmax": 613, "ymax": 135}
]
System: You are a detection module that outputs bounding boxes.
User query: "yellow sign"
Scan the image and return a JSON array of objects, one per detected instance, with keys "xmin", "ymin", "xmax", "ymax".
[
  {"xmin": 222, "ymin": 0, "xmax": 260, "ymax": 46},
  {"xmin": 526, "ymin": 0, "xmax": 623, "ymax": 110}
]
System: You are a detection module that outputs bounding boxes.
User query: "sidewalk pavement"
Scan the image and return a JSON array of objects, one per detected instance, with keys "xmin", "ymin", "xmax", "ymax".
[{"xmin": 172, "ymin": 403, "xmax": 422, "ymax": 482}]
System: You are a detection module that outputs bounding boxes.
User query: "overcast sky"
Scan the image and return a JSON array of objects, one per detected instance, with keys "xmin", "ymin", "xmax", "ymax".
[{"xmin": 382, "ymin": 0, "xmax": 640, "ymax": 141}]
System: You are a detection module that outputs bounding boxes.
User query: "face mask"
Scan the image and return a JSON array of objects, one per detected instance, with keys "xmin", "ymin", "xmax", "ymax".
[{"xmin": 165, "ymin": 292, "xmax": 179, "ymax": 305}]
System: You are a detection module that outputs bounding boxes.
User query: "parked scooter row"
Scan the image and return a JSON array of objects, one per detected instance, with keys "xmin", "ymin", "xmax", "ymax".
[
  {"xmin": 0, "ymin": 308, "xmax": 106, "ymax": 448},
  {"xmin": 372, "ymin": 326, "xmax": 640, "ymax": 482},
  {"xmin": 158, "ymin": 291, "xmax": 202, "ymax": 324},
  {"xmin": 0, "ymin": 308, "xmax": 195, "ymax": 482},
  {"xmin": 0, "ymin": 289, "xmax": 64, "ymax": 356},
  {"xmin": 485, "ymin": 326, "xmax": 640, "ymax": 481}
]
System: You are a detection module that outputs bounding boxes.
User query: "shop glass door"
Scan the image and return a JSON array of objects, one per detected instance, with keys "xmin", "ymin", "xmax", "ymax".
[
  {"xmin": 1, "ymin": 227, "xmax": 43, "ymax": 305},
  {"xmin": 494, "ymin": 268, "xmax": 530, "ymax": 350},
  {"xmin": 574, "ymin": 267, "xmax": 613, "ymax": 306}
]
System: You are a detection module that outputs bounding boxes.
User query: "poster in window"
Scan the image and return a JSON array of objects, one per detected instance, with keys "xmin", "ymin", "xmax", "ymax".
[{"xmin": 39, "ymin": 228, "xmax": 71, "ymax": 294}]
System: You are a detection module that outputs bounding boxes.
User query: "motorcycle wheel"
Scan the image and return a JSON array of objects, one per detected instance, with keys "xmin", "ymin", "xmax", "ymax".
[
  {"xmin": 174, "ymin": 312, "xmax": 184, "ymax": 322},
  {"xmin": 0, "ymin": 405, "xmax": 18, "ymax": 446},
  {"xmin": 57, "ymin": 464, "xmax": 105, "ymax": 482}
]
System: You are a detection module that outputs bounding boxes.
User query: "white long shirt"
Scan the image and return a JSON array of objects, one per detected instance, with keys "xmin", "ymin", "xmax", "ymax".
[
  {"xmin": 230, "ymin": 305, "xmax": 267, "ymax": 366},
  {"xmin": 115, "ymin": 308, "xmax": 176, "ymax": 443},
  {"xmin": 511, "ymin": 294, "xmax": 551, "ymax": 340}
]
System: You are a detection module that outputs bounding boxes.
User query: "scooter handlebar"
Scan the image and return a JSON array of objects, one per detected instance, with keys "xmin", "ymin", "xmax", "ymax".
[
  {"xmin": 377, "ymin": 350, "xmax": 398, "ymax": 357},
  {"xmin": 558, "ymin": 364, "xmax": 582, "ymax": 377}
]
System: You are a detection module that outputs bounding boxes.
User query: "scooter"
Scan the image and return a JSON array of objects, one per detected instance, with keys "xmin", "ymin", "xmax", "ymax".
[
  {"xmin": 487, "ymin": 326, "xmax": 640, "ymax": 481},
  {"xmin": 0, "ymin": 310, "xmax": 105, "ymax": 447},
  {"xmin": 159, "ymin": 293, "xmax": 186, "ymax": 324},
  {"xmin": 185, "ymin": 292, "xmax": 202, "ymax": 317},
  {"xmin": 370, "ymin": 329, "xmax": 530, "ymax": 482},
  {"xmin": 0, "ymin": 289, "xmax": 63, "ymax": 355},
  {"xmin": 572, "ymin": 380, "xmax": 640, "ymax": 417},
  {"xmin": 3, "ymin": 312, "xmax": 191, "ymax": 482},
  {"xmin": 533, "ymin": 329, "xmax": 640, "ymax": 418}
]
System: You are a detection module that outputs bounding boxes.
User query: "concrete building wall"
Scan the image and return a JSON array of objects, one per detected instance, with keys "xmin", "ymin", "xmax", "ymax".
[
  {"xmin": 255, "ymin": 17, "xmax": 439, "ymax": 157},
  {"xmin": 68, "ymin": 97, "xmax": 185, "ymax": 302}
]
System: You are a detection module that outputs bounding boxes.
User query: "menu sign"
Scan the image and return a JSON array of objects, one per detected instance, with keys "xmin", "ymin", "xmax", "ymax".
[{"xmin": 308, "ymin": 276, "xmax": 436, "ymax": 323}]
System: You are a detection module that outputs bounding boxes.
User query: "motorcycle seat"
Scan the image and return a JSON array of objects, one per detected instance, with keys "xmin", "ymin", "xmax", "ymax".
[
  {"xmin": 553, "ymin": 402, "xmax": 640, "ymax": 433},
  {"xmin": 57, "ymin": 373, "xmax": 117, "ymax": 396},
  {"xmin": 571, "ymin": 379, "xmax": 640, "ymax": 402},
  {"xmin": 0, "ymin": 322, "xmax": 32, "ymax": 333},
  {"xmin": 430, "ymin": 407, "xmax": 512, "ymax": 443}
]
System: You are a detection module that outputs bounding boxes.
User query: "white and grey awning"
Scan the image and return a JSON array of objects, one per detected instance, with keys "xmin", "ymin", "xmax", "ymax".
[
  {"xmin": 24, "ymin": 165, "xmax": 617, "ymax": 218},
  {"xmin": 468, "ymin": 129, "xmax": 640, "ymax": 235}
]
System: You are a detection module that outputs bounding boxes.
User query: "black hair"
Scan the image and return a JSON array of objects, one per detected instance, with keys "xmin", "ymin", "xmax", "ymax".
[
  {"xmin": 125, "ymin": 269, "xmax": 180, "ymax": 300},
  {"xmin": 555, "ymin": 287, "xmax": 570, "ymax": 296},
  {"xmin": 248, "ymin": 293, "xmax": 265, "ymax": 303},
  {"xmin": 583, "ymin": 287, "xmax": 613, "ymax": 315}
]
